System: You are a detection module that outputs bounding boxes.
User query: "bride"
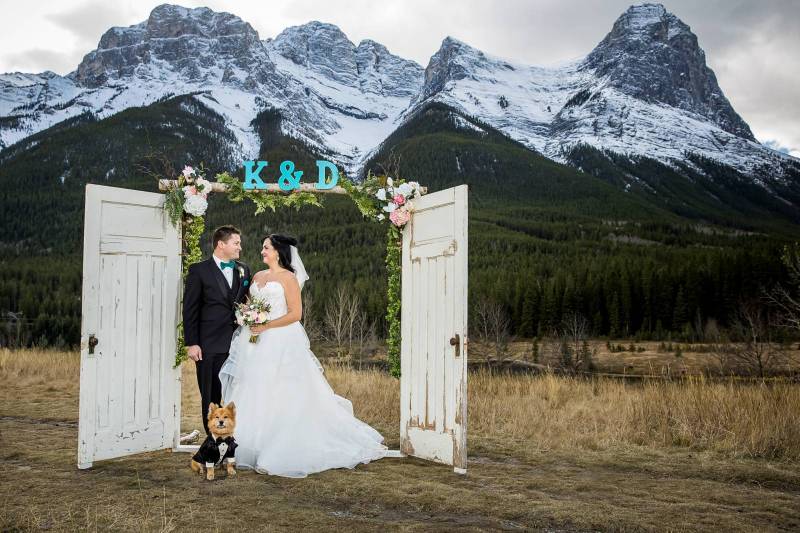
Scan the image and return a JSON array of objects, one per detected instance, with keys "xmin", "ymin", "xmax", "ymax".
[{"xmin": 219, "ymin": 233, "xmax": 388, "ymax": 478}]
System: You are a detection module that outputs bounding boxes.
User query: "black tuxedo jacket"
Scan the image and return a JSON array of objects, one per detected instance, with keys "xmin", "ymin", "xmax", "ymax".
[
  {"xmin": 192, "ymin": 434, "xmax": 237, "ymax": 466},
  {"xmin": 182, "ymin": 257, "xmax": 251, "ymax": 354}
]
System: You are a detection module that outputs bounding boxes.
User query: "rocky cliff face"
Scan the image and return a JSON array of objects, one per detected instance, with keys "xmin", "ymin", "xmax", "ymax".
[
  {"xmin": 73, "ymin": 5, "xmax": 277, "ymax": 90},
  {"xmin": 583, "ymin": 3, "xmax": 754, "ymax": 141}
]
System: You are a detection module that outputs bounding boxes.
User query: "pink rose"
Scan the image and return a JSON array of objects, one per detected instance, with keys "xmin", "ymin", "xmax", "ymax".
[
  {"xmin": 392, "ymin": 194, "xmax": 405, "ymax": 206},
  {"xmin": 389, "ymin": 208, "xmax": 411, "ymax": 227},
  {"xmin": 187, "ymin": 186, "xmax": 197, "ymax": 195}
]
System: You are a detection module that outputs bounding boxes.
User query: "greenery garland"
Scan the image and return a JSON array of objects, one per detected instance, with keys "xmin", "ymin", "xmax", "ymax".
[
  {"xmin": 165, "ymin": 167, "xmax": 423, "ymax": 378},
  {"xmin": 216, "ymin": 172, "xmax": 323, "ymax": 213},
  {"xmin": 385, "ymin": 224, "xmax": 402, "ymax": 377},
  {"xmin": 173, "ymin": 215, "xmax": 205, "ymax": 368},
  {"xmin": 343, "ymin": 171, "xmax": 423, "ymax": 378}
]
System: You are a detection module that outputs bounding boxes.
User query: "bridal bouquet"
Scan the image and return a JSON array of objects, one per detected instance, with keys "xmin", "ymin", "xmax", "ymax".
[{"xmin": 235, "ymin": 298, "xmax": 272, "ymax": 343}]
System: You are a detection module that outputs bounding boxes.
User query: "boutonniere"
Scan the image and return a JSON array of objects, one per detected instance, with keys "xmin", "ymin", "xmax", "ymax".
[{"xmin": 237, "ymin": 265, "xmax": 248, "ymax": 286}]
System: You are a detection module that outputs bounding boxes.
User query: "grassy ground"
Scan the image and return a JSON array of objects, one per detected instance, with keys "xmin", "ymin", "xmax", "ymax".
[{"xmin": 1, "ymin": 348, "xmax": 799, "ymax": 531}]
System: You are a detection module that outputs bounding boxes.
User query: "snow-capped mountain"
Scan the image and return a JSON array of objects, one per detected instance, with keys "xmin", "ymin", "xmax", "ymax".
[
  {"xmin": 0, "ymin": 2, "xmax": 796, "ymax": 189},
  {"xmin": 0, "ymin": 5, "xmax": 423, "ymax": 174},
  {"xmin": 410, "ymin": 4, "xmax": 797, "ymax": 187}
]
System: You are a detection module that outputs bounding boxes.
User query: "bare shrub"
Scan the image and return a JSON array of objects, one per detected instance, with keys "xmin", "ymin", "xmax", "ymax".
[
  {"xmin": 301, "ymin": 290, "xmax": 323, "ymax": 344},
  {"xmin": 713, "ymin": 300, "xmax": 790, "ymax": 377},
  {"xmin": 322, "ymin": 285, "xmax": 376, "ymax": 365},
  {"xmin": 471, "ymin": 299, "xmax": 512, "ymax": 361},
  {"xmin": 766, "ymin": 242, "xmax": 800, "ymax": 334}
]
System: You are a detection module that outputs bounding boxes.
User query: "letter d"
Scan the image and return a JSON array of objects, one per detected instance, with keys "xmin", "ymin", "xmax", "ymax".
[{"xmin": 315, "ymin": 160, "xmax": 339, "ymax": 190}]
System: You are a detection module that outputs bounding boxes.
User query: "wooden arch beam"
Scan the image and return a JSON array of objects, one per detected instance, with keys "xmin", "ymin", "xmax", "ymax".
[{"xmin": 158, "ymin": 179, "xmax": 349, "ymax": 195}]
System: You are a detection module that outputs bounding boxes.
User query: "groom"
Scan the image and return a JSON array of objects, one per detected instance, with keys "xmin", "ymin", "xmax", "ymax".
[{"xmin": 183, "ymin": 225, "xmax": 251, "ymax": 436}]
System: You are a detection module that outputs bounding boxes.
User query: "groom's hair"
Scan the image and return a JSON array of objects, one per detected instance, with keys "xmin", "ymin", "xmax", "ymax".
[{"xmin": 212, "ymin": 225, "xmax": 241, "ymax": 249}]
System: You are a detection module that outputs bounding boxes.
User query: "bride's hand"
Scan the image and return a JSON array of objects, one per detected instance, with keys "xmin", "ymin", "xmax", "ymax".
[{"xmin": 250, "ymin": 323, "xmax": 268, "ymax": 334}]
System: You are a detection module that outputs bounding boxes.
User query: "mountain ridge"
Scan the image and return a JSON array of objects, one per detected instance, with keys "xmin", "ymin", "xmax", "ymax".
[{"xmin": 0, "ymin": 2, "xmax": 797, "ymax": 205}]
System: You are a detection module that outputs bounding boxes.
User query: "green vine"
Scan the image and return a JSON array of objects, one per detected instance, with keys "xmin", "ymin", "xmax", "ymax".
[
  {"xmin": 385, "ymin": 224, "xmax": 402, "ymax": 378},
  {"xmin": 341, "ymin": 175, "xmax": 379, "ymax": 218},
  {"xmin": 217, "ymin": 172, "xmax": 323, "ymax": 214},
  {"xmin": 173, "ymin": 214, "xmax": 205, "ymax": 368},
  {"xmin": 164, "ymin": 186, "xmax": 185, "ymax": 227},
  {"xmin": 182, "ymin": 215, "xmax": 205, "ymax": 275}
]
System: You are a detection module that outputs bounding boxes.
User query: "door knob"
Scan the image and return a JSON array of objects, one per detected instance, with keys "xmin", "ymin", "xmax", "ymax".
[
  {"xmin": 450, "ymin": 334, "xmax": 460, "ymax": 357},
  {"xmin": 88, "ymin": 334, "xmax": 99, "ymax": 355}
]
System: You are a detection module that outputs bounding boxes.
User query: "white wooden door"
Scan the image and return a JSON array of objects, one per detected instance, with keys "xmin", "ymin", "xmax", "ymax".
[
  {"xmin": 400, "ymin": 184, "xmax": 468, "ymax": 474},
  {"xmin": 77, "ymin": 184, "xmax": 181, "ymax": 468}
]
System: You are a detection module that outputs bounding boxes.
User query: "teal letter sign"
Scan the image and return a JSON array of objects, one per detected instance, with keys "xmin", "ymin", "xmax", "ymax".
[
  {"xmin": 241, "ymin": 160, "xmax": 339, "ymax": 191},
  {"xmin": 243, "ymin": 161, "xmax": 268, "ymax": 190},
  {"xmin": 315, "ymin": 160, "xmax": 339, "ymax": 190}
]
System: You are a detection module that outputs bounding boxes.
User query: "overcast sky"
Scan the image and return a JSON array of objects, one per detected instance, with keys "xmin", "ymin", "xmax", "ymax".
[{"xmin": 1, "ymin": 0, "xmax": 797, "ymax": 156}]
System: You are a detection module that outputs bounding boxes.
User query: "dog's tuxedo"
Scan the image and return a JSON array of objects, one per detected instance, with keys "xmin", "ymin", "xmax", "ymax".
[
  {"xmin": 192, "ymin": 435, "xmax": 238, "ymax": 467},
  {"xmin": 182, "ymin": 256, "xmax": 251, "ymax": 435}
]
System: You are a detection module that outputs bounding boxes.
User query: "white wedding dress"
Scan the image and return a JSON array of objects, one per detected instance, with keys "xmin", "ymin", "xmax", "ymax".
[{"xmin": 218, "ymin": 279, "xmax": 388, "ymax": 478}]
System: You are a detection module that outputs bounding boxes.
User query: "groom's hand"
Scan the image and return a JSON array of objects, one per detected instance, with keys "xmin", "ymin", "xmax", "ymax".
[{"xmin": 187, "ymin": 345, "xmax": 202, "ymax": 361}]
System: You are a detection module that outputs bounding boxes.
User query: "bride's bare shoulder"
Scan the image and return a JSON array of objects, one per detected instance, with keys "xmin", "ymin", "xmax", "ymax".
[
  {"xmin": 276, "ymin": 269, "xmax": 300, "ymax": 288},
  {"xmin": 252, "ymin": 270, "xmax": 269, "ymax": 281}
]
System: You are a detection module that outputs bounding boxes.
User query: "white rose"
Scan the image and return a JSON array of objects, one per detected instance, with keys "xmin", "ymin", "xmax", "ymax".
[
  {"xmin": 397, "ymin": 183, "xmax": 413, "ymax": 196},
  {"xmin": 183, "ymin": 194, "xmax": 208, "ymax": 216},
  {"xmin": 383, "ymin": 202, "xmax": 397, "ymax": 213},
  {"xmin": 376, "ymin": 188, "xmax": 387, "ymax": 201},
  {"xmin": 386, "ymin": 177, "xmax": 393, "ymax": 186},
  {"xmin": 377, "ymin": 213, "xmax": 385, "ymax": 221}
]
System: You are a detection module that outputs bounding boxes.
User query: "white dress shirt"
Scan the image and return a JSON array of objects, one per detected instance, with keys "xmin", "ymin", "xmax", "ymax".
[{"xmin": 212, "ymin": 254, "xmax": 234, "ymax": 288}]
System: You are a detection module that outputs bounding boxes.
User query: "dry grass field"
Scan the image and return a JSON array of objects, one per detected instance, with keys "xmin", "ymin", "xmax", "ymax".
[{"xmin": 2, "ymin": 348, "xmax": 800, "ymax": 531}]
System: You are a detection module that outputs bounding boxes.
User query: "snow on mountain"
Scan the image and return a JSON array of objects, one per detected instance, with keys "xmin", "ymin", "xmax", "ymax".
[
  {"xmin": 264, "ymin": 21, "xmax": 423, "ymax": 173},
  {"xmin": 0, "ymin": 2, "xmax": 796, "ymax": 189},
  {"xmin": 410, "ymin": 3, "xmax": 798, "ymax": 184},
  {"xmin": 0, "ymin": 5, "xmax": 423, "ymax": 175}
]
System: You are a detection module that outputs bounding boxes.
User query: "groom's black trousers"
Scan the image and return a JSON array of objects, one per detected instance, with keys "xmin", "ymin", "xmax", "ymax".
[{"xmin": 195, "ymin": 352, "xmax": 228, "ymax": 436}]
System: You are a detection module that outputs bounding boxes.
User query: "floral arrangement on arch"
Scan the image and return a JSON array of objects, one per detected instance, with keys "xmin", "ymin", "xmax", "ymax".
[
  {"xmin": 164, "ymin": 164, "xmax": 212, "ymax": 224},
  {"xmin": 345, "ymin": 171, "xmax": 424, "ymax": 228},
  {"xmin": 179, "ymin": 165, "xmax": 212, "ymax": 217}
]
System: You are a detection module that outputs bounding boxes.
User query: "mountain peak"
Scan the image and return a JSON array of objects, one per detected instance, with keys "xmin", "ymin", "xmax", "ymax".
[
  {"xmin": 419, "ymin": 36, "xmax": 488, "ymax": 99},
  {"xmin": 270, "ymin": 21, "xmax": 422, "ymax": 97},
  {"xmin": 584, "ymin": 3, "xmax": 754, "ymax": 141},
  {"xmin": 271, "ymin": 21, "xmax": 358, "ymax": 82},
  {"xmin": 73, "ymin": 3, "xmax": 266, "ymax": 88}
]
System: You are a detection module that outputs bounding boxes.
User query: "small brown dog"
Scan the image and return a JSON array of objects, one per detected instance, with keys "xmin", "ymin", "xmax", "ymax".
[{"xmin": 190, "ymin": 401, "xmax": 238, "ymax": 480}]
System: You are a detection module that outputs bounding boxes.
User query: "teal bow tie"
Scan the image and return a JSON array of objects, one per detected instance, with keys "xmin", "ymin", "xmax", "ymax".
[{"xmin": 220, "ymin": 260, "xmax": 236, "ymax": 270}]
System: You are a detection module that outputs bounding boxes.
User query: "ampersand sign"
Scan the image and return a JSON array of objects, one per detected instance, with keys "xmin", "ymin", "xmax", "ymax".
[{"xmin": 278, "ymin": 161, "xmax": 303, "ymax": 191}]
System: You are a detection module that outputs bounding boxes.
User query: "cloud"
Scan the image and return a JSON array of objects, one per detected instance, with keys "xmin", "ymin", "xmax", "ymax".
[
  {"xmin": 4, "ymin": 48, "xmax": 77, "ymax": 74},
  {"xmin": 45, "ymin": 1, "xmax": 138, "ymax": 48},
  {"xmin": 762, "ymin": 140, "xmax": 800, "ymax": 159}
]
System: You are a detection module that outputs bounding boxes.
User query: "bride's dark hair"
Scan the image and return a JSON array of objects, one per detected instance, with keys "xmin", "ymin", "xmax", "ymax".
[{"xmin": 264, "ymin": 234, "xmax": 298, "ymax": 273}]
